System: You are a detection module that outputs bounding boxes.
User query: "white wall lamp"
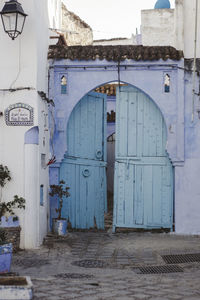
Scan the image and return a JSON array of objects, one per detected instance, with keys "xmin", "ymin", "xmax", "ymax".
[{"xmin": 0, "ymin": 0, "xmax": 27, "ymax": 40}]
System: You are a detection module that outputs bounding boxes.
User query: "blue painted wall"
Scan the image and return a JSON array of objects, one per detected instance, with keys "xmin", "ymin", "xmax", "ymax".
[{"xmin": 48, "ymin": 57, "xmax": 200, "ymax": 234}]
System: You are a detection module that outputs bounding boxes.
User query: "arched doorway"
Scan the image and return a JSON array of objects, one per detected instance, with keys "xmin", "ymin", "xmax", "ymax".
[{"xmin": 60, "ymin": 83, "xmax": 173, "ymax": 231}]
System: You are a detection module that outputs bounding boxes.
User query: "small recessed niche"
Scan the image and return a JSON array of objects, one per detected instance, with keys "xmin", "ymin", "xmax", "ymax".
[
  {"xmin": 41, "ymin": 153, "xmax": 46, "ymax": 169},
  {"xmin": 164, "ymin": 74, "xmax": 170, "ymax": 93},
  {"xmin": 61, "ymin": 75, "xmax": 67, "ymax": 94},
  {"xmin": 40, "ymin": 184, "xmax": 44, "ymax": 206}
]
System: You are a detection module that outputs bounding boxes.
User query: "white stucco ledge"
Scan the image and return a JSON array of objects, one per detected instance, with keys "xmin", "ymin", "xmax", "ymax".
[{"xmin": 0, "ymin": 276, "xmax": 33, "ymax": 300}]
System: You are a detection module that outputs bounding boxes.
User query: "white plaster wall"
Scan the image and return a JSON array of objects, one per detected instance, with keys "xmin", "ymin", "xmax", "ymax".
[
  {"xmin": 141, "ymin": 9, "xmax": 175, "ymax": 47},
  {"xmin": 24, "ymin": 144, "xmax": 39, "ymax": 248},
  {"xmin": 174, "ymin": 0, "xmax": 184, "ymax": 51},
  {"xmin": 0, "ymin": 0, "xmax": 61, "ymax": 248},
  {"xmin": 182, "ymin": 0, "xmax": 200, "ymax": 58},
  {"xmin": 48, "ymin": 0, "xmax": 62, "ymax": 29}
]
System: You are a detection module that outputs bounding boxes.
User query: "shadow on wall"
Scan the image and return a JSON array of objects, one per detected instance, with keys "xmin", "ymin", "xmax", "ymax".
[{"xmin": 24, "ymin": 127, "xmax": 39, "ymax": 145}]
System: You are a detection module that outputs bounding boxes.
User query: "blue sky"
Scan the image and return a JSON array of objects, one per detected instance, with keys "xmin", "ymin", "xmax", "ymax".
[{"xmin": 64, "ymin": 0, "xmax": 175, "ymax": 40}]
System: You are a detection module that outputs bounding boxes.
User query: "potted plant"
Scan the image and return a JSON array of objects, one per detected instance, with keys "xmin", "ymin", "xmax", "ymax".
[
  {"xmin": 49, "ymin": 180, "xmax": 70, "ymax": 235},
  {"xmin": 0, "ymin": 228, "xmax": 12, "ymax": 273},
  {"xmin": 0, "ymin": 164, "xmax": 25, "ymax": 251}
]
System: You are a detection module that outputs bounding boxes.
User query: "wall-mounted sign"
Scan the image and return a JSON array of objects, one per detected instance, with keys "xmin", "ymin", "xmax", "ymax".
[{"xmin": 5, "ymin": 103, "xmax": 34, "ymax": 126}]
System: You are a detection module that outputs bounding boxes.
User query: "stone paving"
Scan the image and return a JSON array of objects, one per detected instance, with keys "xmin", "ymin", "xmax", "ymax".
[{"xmin": 11, "ymin": 232, "xmax": 200, "ymax": 299}]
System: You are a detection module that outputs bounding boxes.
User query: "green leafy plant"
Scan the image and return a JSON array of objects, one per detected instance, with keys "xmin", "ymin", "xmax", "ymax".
[
  {"xmin": 0, "ymin": 165, "xmax": 26, "ymax": 220},
  {"xmin": 49, "ymin": 180, "xmax": 70, "ymax": 219},
  {"xmin": 0, "ymin": 195, "xmax": 25, "ymax": 219},
  {"xmin": 0, "ymin": 165, "xmax": 11, "ymax": 188}
]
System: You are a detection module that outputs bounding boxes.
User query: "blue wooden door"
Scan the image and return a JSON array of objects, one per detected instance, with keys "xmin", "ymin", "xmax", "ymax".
[
  {"xmin": 60, "ymin": 92, "xmax": 107, "ymax": 229},
  {"xmin": 113, "ymin": 86, "xmax": 173, "ymax": 231}
]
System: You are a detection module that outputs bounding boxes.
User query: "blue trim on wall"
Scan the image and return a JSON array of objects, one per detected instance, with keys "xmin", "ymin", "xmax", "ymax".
[{"xmin": 24, "ymin": 126, "xmax": 39, "ymax": 145}]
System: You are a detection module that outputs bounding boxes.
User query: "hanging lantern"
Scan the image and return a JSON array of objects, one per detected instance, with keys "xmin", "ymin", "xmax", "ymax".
[{"xmin": 0, "ymin": 0, "xmax": 27, "ymax": 40}]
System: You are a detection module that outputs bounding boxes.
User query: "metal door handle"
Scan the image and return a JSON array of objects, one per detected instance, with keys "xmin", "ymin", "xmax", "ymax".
[
  {"xmin": 82, "ymin": 169, "xmax": 90, "ymax": 177},
  {"xmin": 96, "ymin": 150, "xmax": 102, "ymax": 159}
]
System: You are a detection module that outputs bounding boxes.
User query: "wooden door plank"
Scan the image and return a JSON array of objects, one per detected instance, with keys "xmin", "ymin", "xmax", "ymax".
[
  {"xmin": 95, "ymin": 96, "xmax": 103, "ymax": 160},
  {"xmin": 134, "ymin": 165, "xmax": 144, "ymax": 225},
  {"xmin": 143, "ymin": 97, "xmax": 150, "ymax": 157},
  {"xmin": 75, "ymin": 163, "xmax": 81, "ymax": 228},
  {"xmin": 117, "ymin": 90, "xmax": 128, "ymax": 157},
  {"xmin": 87, "ymin": 95, "xmax": 96, "ymax": 159},
  {"xmin": 136, "ymin": 93, "xmax": 144, "ymax": 157},
  {"xmin": 74, "ymin": 102, "xmax": 81, "ymax": 158},
  {"xmin": 152, "ymin": 165, "xmax": 162, "ymax": 225},
  {"xmin": 86, "ymin": 166, "xmax": 95, "ymax": 228},
  {"xmin": 128, "ymin": 92, "xmax": 137, "ymax": 157},
  {"xmin": 124, "ymin": 163, "xmax": 135, "ymax": 226},
  {"xmin": 143, "ymin": 165, "xmax": 153, "ymax": 226},
  {"xmin": 115, "ymin": 162, "xmax": 126, "ymax": 225},
  {"xmin": 80, "ymin": 96, "xmax": 88, "ymax": 159},
  {"xmin": 99, "ymin": 167, "xmax": 105, "ymax": 228},
  {"xmin": 79, "ymin": 165, "xmax": 87, "ymax": 228},
  {"xmin": 161, "ymin": 164, "xmax": 173, "ymax": 226}
]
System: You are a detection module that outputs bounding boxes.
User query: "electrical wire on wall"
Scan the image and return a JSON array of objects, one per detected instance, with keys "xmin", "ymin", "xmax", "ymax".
[
  {"xmin": 117, "ymin": 60, "xmax": 121, "ymax": 92},
  {"xmin": 0, "ymin": 36, "xmax": 34, "ymax": 93},
  {"xmin": 192, "ymin": 0, "xmax": 198, "ymax": 122},
  {"xmin": 10, "ymin": 36, "xmax": 22, "ymax": 89}
]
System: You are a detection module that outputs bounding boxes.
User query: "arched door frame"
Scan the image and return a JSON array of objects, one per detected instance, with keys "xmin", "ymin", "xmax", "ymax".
[
  {"xmin": 64, "ymin": 80, "xmax": 174, "ymax": 164},
  {"xmin": 51, "ymin": 60, "xmax": 184, "ymax": 167}
]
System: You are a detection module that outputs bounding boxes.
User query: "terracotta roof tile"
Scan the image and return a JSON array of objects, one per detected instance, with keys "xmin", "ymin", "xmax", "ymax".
[{"xmin": 48, "ymin": 45, "xmax": 183, "ymax": 61}]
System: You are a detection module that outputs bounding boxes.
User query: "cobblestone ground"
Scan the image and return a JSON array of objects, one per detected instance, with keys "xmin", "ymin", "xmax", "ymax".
[{"xmin": 11, "ymin": 232, "xmax": 200, "ymax": 299}]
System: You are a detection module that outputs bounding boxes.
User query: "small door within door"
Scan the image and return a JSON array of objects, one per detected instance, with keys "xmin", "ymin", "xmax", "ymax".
[
  {"xmin": 60, "ymin": 92, "xmax": 107, "ymax": 229},
  {"xmin": 113, "ymin": 86, "xmax": 173, "ymax": 231}
]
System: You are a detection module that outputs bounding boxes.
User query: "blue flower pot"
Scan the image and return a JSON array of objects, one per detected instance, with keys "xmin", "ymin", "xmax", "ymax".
[
  {"xmin": 52, "ymin": 219, "xmax": 67, "ymax": 236},
  {"xmin": 0, "ymin": 243, "xmax": 12, "ymax": 273}
]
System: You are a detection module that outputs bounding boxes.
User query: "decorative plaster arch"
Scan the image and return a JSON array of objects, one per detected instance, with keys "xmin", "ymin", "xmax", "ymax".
[{"xmin": 51, "ymin": 59, "xmax": 184, "ymax": 165}]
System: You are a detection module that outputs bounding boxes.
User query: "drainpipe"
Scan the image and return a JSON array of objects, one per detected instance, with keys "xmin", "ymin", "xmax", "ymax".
[{"xmin": 192, "ymin": 0, "xmax": 198, "ymax": 122}]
